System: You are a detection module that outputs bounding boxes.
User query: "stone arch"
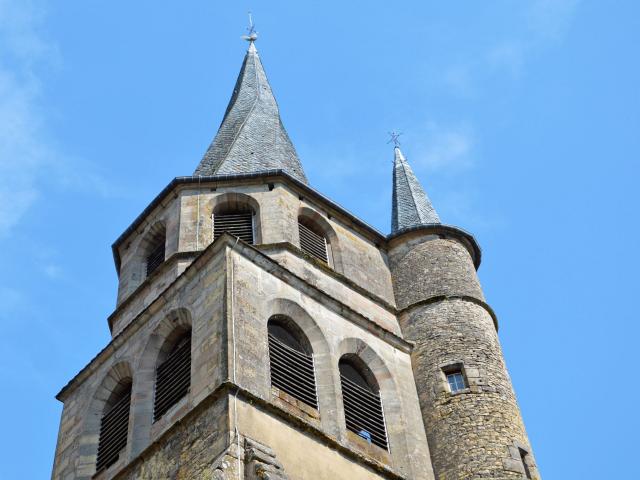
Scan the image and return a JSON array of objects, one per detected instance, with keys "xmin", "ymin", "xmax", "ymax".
[
  {"xmin": 209, "ymin": 191, "xmax": 262, "ymax": 244},
  {"xmin": 130, "ymin": 308, "xmax": 193, "ymax": 456},
  {"xmin": 336, "ymin": 338, "xmax": 410, "ymax": 461},
  {"xmin": 78, "ymin": 361, "xmax": 133, "ymax": 477},
  {"xmin": 297, "ymin": 206, "xmax": 344, "ymax": 272},
  {"xmin": 264, "ymin": 298, "xmax": 340, "ymax": 436},
  {"xmin": 130, "ymin": 220, "xmax": 167, "ymax": 285},
  {"xmin": 268, "ymin": 315, "xmax": 314, "ymax": 355}
]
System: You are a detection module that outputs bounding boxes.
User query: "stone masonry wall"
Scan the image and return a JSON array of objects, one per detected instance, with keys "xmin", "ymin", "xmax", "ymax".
[
  {"xmin": 226, "ymin": 246, "xmax": 434, "ymax": 480},
  {"xmin": 401, "ymin": 300, "xmax": 537, "ymax": 479},
  {"xmin": 115, "ymin": 396, "xmax": 230, "ymax": 480},
  {"xmin": 389, "ymin": 235, "xmax": 483, "ymax": 310},
  {"xmin": 112, "ymin": 178, "xmax": 396, "ymax": 326}
]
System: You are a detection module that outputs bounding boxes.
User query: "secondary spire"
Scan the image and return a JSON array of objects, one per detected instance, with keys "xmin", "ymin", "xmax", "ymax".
[
  {"xmin": 194, "ymin": 18, "xmax": 308, "ymax": 183},
  {"xmin": 391, "ymin": 144, "xmax": 440, "ymax": 233}
]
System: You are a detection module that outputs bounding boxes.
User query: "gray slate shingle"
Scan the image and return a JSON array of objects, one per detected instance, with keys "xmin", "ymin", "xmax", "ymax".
[
  {"xmin": 391, "ymin": 147, "xmax": 440, "ymax": 233},
  {"xmin": 194, "ymin": 42, "xmax": 308, "ymax": 184}
]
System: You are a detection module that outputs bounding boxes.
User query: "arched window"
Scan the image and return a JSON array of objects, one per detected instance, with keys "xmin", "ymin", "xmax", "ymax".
[
  {"xmin": 153, "ymin": 330, "xmax": 191, "ymax": 421},
  {"xmin": 267, "ymin": 316, "xmax": 318, "ymax": 409},
  {"xmin": 339, "ymin": 356, "xmax": 388, "ymax": 450},
  {"xmin": 96, "ymin": 380, "xmax": 132, "ymax": 472},
  {"xmin": 213, "ymin": 203, "xmax": 254, "ymax": 244},
  {"xmin": 145, "ymin": 227, "xmax": 166, "ymax": 277},
  {"xmin": 298, "ymin": 218, "xmax": 328, "ymax": 264}
]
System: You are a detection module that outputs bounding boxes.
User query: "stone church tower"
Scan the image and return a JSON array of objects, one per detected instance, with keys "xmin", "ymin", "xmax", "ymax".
[{"xmin": 52, "ymin": 37, "xmax": 539, "ymax": 480}]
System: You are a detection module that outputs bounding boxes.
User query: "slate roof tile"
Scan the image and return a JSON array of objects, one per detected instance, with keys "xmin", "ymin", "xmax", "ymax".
[
  {"xmin": 391, "ymin": 147, "xmax": 440, "ymax": 233},
  {"xmin": 194, "ymin": 42, "xmax": 308, "ymax": 184}
]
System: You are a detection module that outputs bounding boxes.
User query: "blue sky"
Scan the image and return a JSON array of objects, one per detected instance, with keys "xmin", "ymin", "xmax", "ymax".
[{"xmin": 1, "ymin": 1, "xmax": 638, "ymax": 477}]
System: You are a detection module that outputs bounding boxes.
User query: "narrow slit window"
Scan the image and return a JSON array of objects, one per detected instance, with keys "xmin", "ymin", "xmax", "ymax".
[
  {"xmin": 339, "ymin": 358, "xmax": 388, "ymax": 450},
  {"xmin": 267, "ymin": 319, "xmax": 318, "ymax": 409},
  {"xmin": 153, "ymin": 331, "xmax": 191, "ymax": 421},
  {"xmin": 298, "ymin": 221, "xmax": 328, "ymax": 264},
  {"xmin": 520, "ymin": 448, "xmax": 533, "ymax": 479},
  {"xmin": 446, "ymin": 371, "xmax": 466, "ymax": 393},
  {"xmin": 96, "ymin": 383, "xmax": 132, "ymax": 473},
  {"xmin": 146, "ymin": 240, "xmax": 165, "ymax": 277},
  {"xmin": 213, "ymin": 212, "xmax": 254, "ymax": 244}
]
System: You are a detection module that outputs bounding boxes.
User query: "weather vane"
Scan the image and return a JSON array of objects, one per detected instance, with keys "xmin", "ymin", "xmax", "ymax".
[
  {"xmin": 387, "ymin": 131, "xmax": 402, "ymax": 147},
  {"xmin": 242, "ymin": 11, "xmax": 258, "ymax": 43}
]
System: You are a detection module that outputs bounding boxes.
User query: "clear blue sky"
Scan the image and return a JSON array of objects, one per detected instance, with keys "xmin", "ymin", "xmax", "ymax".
[{"xmin": 1, "ymin": 1, "xmax": 638, "ymax": 478}]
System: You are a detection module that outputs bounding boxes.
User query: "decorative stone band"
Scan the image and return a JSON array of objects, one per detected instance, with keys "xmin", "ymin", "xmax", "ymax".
[
  {"xmin": 387, "ymin": 223, "xmax": 482, "ymax": 269},
  {"xmin": 398, "ymin": 295, "xmax": 499, "ymax": 331}
]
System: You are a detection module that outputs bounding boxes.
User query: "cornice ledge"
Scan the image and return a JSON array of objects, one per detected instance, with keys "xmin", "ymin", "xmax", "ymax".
[
  {"xmin": 398, "ymin": 295, "xmax": 499, "ymax": 331},
  {"xmin": 387, "ymin": 223, "xmax": 482, "ymax": 269},
  {"xmin": 257, "ymin": 242, "xmax": 397, "ymax": 313}
]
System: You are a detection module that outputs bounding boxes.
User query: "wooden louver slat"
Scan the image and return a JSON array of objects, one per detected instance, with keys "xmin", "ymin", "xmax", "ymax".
[
  {"xmin": 153, "ymin": 336, "xmax": 191, "ymax": 421},
  {"xmin": 298, "ymin": 222, "xmax": 328, "ymax": 264},
  {"xmin": 214, "ymin": 212, "xmax": 254, "ymax": 244},
  {"xmin": 146, "ymin": 241, "xmax": 165, "ymax": 277},
  {"xmin": 96, "ymin": 387, "xmax": 131, "ymax": 472},
  {"xmin": 268, "ymin": 333, "xmax": 318, "ymax": 409},
  {"xmin": 340, "ymin": 375, "xmax": 388, "ymax": 450}
]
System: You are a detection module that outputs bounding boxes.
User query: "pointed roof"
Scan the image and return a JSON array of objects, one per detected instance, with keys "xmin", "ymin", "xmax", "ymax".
[
  {"xmin": 391, "ymin": 146, "xmax": 440, "ymax": 233},
  {"xmin": 194, "ymin": 42, "xmax": 308, "ymax": 184}
]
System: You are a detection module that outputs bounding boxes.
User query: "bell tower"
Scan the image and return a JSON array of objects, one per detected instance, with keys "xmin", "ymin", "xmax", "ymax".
[
  {"xmin": 51, "ymin": 34, "xmax": 435, "ymax": 480},
  {"xmin": 50, "ymin": 27, "xmax": 539, "ymax": 480}
]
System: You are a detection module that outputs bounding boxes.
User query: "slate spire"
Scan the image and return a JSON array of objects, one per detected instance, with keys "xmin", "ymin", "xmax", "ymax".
[
  {"xmin": 391, "ymin": 146, "xmax": 440, "ymax": 233},
  {"xmin": 194, "ymin": 41, "xmax": 308, "ymax": 183}
]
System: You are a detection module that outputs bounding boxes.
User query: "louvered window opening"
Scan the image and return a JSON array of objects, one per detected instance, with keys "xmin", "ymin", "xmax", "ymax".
[
  {"xmin": 298, "ymin": 222, "xmax": 328, "ymax": 263},
  {"xmin": 341, "ymin": 375, "xmax": 388, "ymax": 450},
  {"xmin": 214, "ymin": 212, "xmax": 254, "ymax": 244},
  {"xmin": 268, "ymin": 333, "xmax": 318, "ymax": 409},
  {"xmin": 96, "ymin": 387, "xmax": 131, "ymax": 472},
  {"xmin": 153, "ymin": 335, "xmax": 191, "ymax": 421},
  {"xmin": 146, "ymin": 241, "xmax": 165, "ymax": 277}
]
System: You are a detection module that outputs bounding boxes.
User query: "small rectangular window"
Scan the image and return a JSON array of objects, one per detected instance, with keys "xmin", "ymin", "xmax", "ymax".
[{"xmin": 446, "ymin": 371, "xmax": 466, "ymax": 393}]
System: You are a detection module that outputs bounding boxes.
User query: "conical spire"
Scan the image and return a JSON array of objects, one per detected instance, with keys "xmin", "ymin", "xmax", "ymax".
[
  {"xmin": 194, "ymin": 42, "xmax": 308, "ymax": 183},
  {"xmin": 391, "ymin": 146, "xmax": 440, "ymax": 233}
]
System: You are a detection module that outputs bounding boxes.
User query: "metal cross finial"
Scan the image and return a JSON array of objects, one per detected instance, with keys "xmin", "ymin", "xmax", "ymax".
[
  {"xmin": 242, "ymin": 11, "xmax": 258, "ymax": 43},
  {"xmin": 387, "ymin": 131, "xmax": 402, "ymax": 147}
]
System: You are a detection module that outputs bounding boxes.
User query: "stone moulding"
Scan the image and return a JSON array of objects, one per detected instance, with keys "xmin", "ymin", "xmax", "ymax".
[
  {"xmin": 387, "ymin": 223, "xmax": 482, "ymax": 269},
  {"xmin": 399, "ymin": 295, "xmax": 499, "ymax": 331},
  {"xmin": 108, "ymin": 250, "xmax": 198, "ymax": 331}
]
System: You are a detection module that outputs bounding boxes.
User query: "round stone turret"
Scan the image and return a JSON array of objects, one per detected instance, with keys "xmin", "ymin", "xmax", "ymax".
[
  {"xmin": 389, "ymin": 228, "xmax": 539, "ymax": 479},
  {"xmin": 388, "ymin": 147, "xmax": 539, "ymax": 479}
]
